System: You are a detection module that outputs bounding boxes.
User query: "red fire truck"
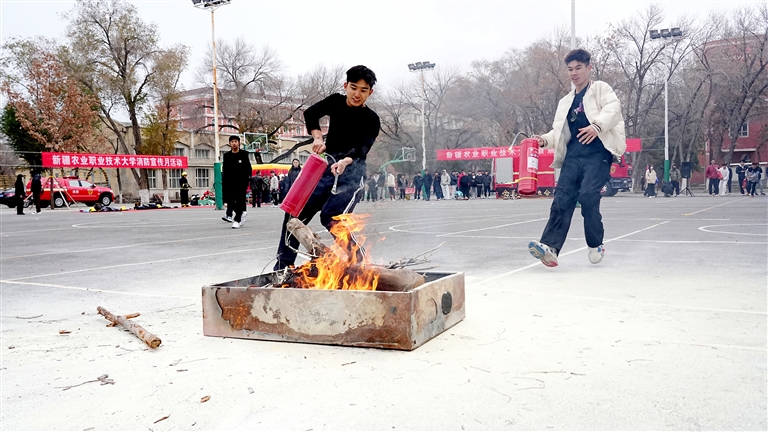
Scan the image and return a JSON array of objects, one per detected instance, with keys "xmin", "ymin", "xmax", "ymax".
[{"xmin": 492, "ymin": 149, "xmax": 633, "ymax": 197}]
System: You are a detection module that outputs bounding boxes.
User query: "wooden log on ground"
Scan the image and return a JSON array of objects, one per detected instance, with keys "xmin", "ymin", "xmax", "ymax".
[{"xmin": 97, "ymin": 306, "xmax": 162, "ymax": 348}]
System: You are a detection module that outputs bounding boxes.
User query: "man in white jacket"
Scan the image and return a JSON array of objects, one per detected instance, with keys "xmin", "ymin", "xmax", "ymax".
[{"xmin": 528, "ymin": 49, "xmax": 626, "ymax": 267}]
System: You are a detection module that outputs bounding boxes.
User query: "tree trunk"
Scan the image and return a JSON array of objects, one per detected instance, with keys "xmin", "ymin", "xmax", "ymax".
[{"xmin": 162, "ymin": 169, "xmax": 170, "ymax": 204}]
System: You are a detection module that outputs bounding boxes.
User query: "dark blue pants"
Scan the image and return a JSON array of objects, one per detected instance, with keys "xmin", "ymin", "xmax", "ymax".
[
  {"xmin": 275, "ymin": 161, "xmax": 365, "ymax": 270},
  {"xmin": 540, "ymin": 155, "xmax": 611, "ymax": 252}
]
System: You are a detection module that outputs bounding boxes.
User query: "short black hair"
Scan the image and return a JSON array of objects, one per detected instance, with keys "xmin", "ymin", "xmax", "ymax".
[
  {"xmin": 229, "ymin": 135, "xmax": 240, "ymax": 142},
  {"xmin": 565, "ymin": 49, "xmax": 591, "ymax": 65},
  {"xmin": 346, "ymin": 65, "xmax": 377, "ymax": 88}
]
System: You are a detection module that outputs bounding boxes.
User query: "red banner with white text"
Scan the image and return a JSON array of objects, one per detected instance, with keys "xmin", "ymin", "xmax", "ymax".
[
  {"xmin": 42, "ymin": 152, "xmax": 188, "ymax": 169},
  {"xmin": 436, "ymin": 147, "xmax": 555, "ymax": 161}
]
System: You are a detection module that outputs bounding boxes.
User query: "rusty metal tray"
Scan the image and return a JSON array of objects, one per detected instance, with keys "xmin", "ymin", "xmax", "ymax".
[{"xmin": 202, "ymin": 271, "xmax": 465, "ymax": 350}]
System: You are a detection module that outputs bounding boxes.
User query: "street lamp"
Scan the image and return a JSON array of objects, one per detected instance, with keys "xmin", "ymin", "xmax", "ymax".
[
  {"xmin": 408, "ymin": 61, "xmax": 436, "ymax": 173},
  {"xmin": 650, "ymin": 26, "xmax": 683, "ymax": 182},
  {"xmin": 193, "ymin": 0, "xmax": 231, "ymax": 210}
]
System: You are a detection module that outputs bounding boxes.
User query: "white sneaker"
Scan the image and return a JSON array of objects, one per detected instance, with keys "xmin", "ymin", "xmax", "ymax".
[
  {"xmin": 232, "ymin": 221, "xmax": 241, "ymax": 229},
  {"xmin": 222, "ymin": 215, "xmax": 233, "ymax": 223},
  {"xmin": 239, "ymin": 212, "xmax": 247, "ymax": 226},
  {"xmin": 588, "ymin": 245, "xmax": 605, "ymax": 264},
  {"xmin": 528, "ymin": 241, "xmax": 558, "ymax": 267}
]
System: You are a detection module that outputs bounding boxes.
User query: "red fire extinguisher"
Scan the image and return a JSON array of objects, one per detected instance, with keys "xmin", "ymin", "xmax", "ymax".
[
  {"xmin": 517, "ymin": 138, "xmax": 539, "ymax": 195},
  {"xmin": 280, "ymin": 154, "xmax": 328, "ymax": 217}
]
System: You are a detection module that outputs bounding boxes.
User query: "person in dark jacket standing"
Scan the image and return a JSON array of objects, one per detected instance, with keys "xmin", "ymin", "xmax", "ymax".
[
  {"xmin": 179, "ymin": 171, "xmax": 191, "ymax": 207},
  {"xmin": 475, "ymin": 172, "xmax": 484, "ymax": 199},
  {"xmin": 735, "ymin": 160, "xmax": 747, "ymax": 195},
  {"xmin": 433, "ymin": 172, "xmax": 443, "ymax": 200},
  {"xmin": 458, "ymin": 170, "xmax": 471, "ymax": 200},
  {"xmin": 285, "ymin": 159, "xmax": 302, "ymax": 192},
  {"xmin": 222, "ymin": 135, "xmax": 252, "ymax": 228},
  {"xmin": 30, "ymin": 171, "xmax": 42, "ymax": 213},
  {"xmin": 668, "ymin": 164, "xmax": 681, "ymax": 197},
  {"xmin": 423, "ymin": 169, "xmax": 432, "ymax": 201},
  {"xmin": 412, "ymin": 173, "xmax": 423, "ymax": 200},
  {"xmin": 482, "ymin": 170, "xmax": 492, "ymax": 198},
  {"xmin": 274, "ymin": 65, "xmax": 380, "ymax": 270},
  {"xmin": 14, "ymin": 174, "xmax": 25, "ymax": 215},
  {"xmin": 250, "ymin": 171, "xmax": 265, "ymax": 208},
  {"xmin": 397, "ymin": 174, "xmax": 407, "ymax": 200}
]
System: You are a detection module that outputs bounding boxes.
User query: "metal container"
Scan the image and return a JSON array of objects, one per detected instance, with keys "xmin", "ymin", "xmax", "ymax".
[{"xmin": 202, "ymin": 271, "xmax": 465, "ymax": 350}]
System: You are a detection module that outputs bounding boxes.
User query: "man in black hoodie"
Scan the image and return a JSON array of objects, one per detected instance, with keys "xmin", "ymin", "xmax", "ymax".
[
  {"xmin": 412, "ymin": 173, "xmax": 423, "ymax": 200},
  {"xmin": 14, "ymin": 174, "xmax": 25, "ymax": 215},
  {"xmin": 222, "ymin": 135, "xmax": 252, "ymax": 228},
  {"xmin": 422, "ymin": 169, "xmax": 431, "ymax": 201},
  {"xmin": 274, "ymin": 65, "xmax": 380, "ymax": 270},
  {"xmin": 250, "ymin": 171, "xmax": 264, "ymax": 208},
  {"xmin": 31, "ymin": 171, "xmax": 42, "ymax": 213}
]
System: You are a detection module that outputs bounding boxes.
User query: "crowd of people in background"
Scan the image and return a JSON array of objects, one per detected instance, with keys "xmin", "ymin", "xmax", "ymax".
[
  {"xmin": 639, "ymin": 159, "xmax": 766, "ymax": 198},
  {"xmin": 364, "ymin": 169, "xmax": 494, "ymax": 201}
]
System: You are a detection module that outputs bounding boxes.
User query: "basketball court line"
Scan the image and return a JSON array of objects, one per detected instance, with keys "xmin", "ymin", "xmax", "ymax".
[
  {"xmin": 683, "ymin": 198, "xmax": 747, "ymax": 216},
  {"xmin": 478, "ymin": 221, "xmax": 671, "ymax": 284},
  {"xmin": 0, "ymin": 280, "xmax": 197, "ymax": 301},
  {"xmin": 4, "ymin": 246, "xmax": 274, "ymax": 282},
  {"xmin": 0, "ymin": 232, "xmax": 277, "ymax": 260}
]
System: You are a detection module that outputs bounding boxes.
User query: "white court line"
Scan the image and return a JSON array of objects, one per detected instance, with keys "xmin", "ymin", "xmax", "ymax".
[
  {"xmin": 683, "ymin": 198, "xmax": 745, "ymax": 216},
  {"xmin": 437, "ymin": 218, "xmax": 548, "ymax": 237},
  {"xmin": 0, "ymin": 280, "xmax": 196, "ymax": 301},
  {"xmin": 430, "ymin": 235, "xmax": 768, "ymax": 244},
  {"xmin": 479, "ymin": 221, "xmax": 671, "ymax": 284},
  {"xmin": 5, "ymin": 246, "xmax": 274, "ymax": 281},
  {"xmin": 388, "ymin": 214, "xmax": 543, "ymax": 234},
  {"xmin": 698, "ymin": 223, "xmax": 768, "ymax": 236},
  {"xmin": 0, "ymin": 232, "xmax": 277, "ymax": 260}
]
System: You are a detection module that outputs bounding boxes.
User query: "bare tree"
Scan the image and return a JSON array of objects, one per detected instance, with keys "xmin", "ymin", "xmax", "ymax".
[
  {"xmin": 143, "ymin": 45, "xmax": 189, "ymax": 203},
  {"xmin": 703, "ymin": 4, "xmax": 768, "ymax": 164},
  {"xmin": 64, "ymin": 0, "xmax": 172, "ymax": 204}
]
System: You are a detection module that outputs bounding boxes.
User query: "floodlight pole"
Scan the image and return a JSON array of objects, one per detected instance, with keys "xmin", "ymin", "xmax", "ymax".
[
  {"xmin": 194, "ymin": 0, "xmax": 230, "ymax": 210},
  {"xmin": 210, "ymin": 8, "xmax": 223, "ymax": 209},
  {"xmin": 650, "ymin": 27, "xmax": 683, "ymax": 183}
]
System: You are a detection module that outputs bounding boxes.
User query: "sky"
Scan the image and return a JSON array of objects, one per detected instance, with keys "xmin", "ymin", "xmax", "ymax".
[{"xmin": 0, "ymin": 0, "xmax": 763, "ymax": 93}]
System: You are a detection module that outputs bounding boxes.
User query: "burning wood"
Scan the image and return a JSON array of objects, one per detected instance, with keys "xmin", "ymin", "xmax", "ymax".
[{"xmin": 280, "ymin": 215, "xmax": 425, "ymax": 292}]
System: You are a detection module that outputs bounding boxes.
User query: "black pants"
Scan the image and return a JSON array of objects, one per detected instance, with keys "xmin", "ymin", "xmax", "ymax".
[
  {"xmin": 671, "ymin": 181, "xmax": 679, "ymax": 196},
  {"xmin": 748, "ymin": 181, "xmax": 757, "ymax": 196},
  {"xmin": 271, "ymin": 191, "xmax": 279, "ymax": 205},
  {"xmin": 460, "ymin": 185, "xmax": 470, "ymax": 199},
  {"xmin": 414, "ymin": 186, "xmax": 421, "ymax": 200},
  {"xmin": 484, "ymin": 185, "xmax": 491, "ymax": 197},
  {"xmin": 16, "ymin": 196, "xmax": 24, "ymax": 214},
  {"xmin": 399, "ymin": 188, "xmax": 406, "ymax": 200},
  {"xmin": 476, "ymin": 185, "xmax": 483, "ymax": 198},
  {"xmin": 434, "ymin": 185, "xmax": 443, "ymax": 200},
  {"xmin": 708, "ymin": 179, "xmax": 719, "ymax": 195},
  {"xmin": 224, "ymin": 186, "xmax": 247, "ymax": 222},
  {"xmin": 423, "ymin": 185, "xmax": 431, "ymax": 201},
  {"xmin": 738, "ymin": 177, "xmax": 746, "ymax": 194},
  {"xmin": 646, "ymin": 183, "xmax": 656, "ymax": 197},
  {"xmin": 275, "ymin": 162, "xmax": 365, "ymax": 270},
  {"xmin": 180, "ymin": 189, "xmax": 189, "ymax": 206},
  {"xmin": 33, "ymin": 192, "xmax": 41, "ymax": 212},
  {"xmin": 540, "ymin": 155, "xmax": 611, "ymax": 252}
]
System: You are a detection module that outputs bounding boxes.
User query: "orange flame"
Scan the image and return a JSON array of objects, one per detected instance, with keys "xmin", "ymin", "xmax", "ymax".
[{"xmin": 293, "ymin": 214, "xmax": 379, "ymax": 290}]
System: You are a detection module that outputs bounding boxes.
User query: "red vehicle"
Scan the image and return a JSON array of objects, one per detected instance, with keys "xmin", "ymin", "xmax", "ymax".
[
  {"xmin": 492, "ymin": 149, "xmax": 633, "ymax": 197},
  {"xmin": 27, "ymin": 176, "xmax": 115, "ymax": 207},
  {"xmin": 492, "ymin": 148, "xmax": 557, "ymax": 197}
]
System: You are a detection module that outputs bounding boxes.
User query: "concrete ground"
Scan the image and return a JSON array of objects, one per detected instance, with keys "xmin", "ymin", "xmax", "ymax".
[{"xmin": 1, "ymin": 192, "xmax": 766, "ymax": 431}]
